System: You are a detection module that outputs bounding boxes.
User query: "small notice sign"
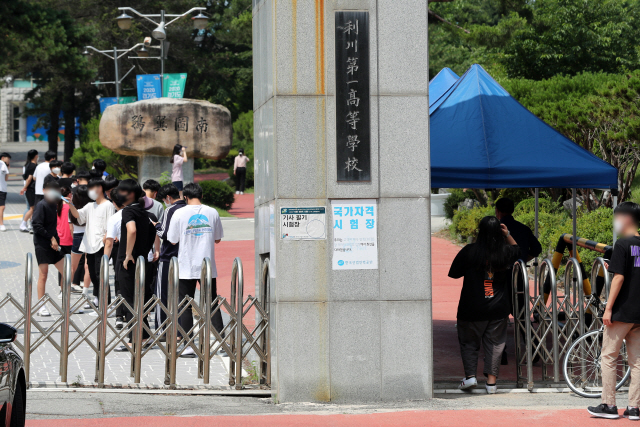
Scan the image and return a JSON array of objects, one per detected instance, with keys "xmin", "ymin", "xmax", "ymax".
[
  {"xmin": 331, "ymin": 199, "xmax": 378, "ymax": 270},
  {"xmin": 281, "ymin": 207, "xmax": 326, "ymax": 240}
]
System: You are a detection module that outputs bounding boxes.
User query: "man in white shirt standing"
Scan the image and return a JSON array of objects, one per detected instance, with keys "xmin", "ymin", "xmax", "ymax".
[
  {"xmin": 0, "ymin": 153, "xmax": 11, "ymax": 232},
  {"xmin": 33, "ymin": 150, "xmax": 57, "ymax": 206},
  {"xmin": 67, "ymin": 179, "xmax": 115, "ymax": 310},
  {"xmin": 167, "ymin": 183, "xmax": 224, "ymax": 357}
]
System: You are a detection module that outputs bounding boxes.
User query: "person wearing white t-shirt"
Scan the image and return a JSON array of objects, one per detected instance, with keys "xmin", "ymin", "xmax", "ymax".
[
  {"xmin": 0, "ymin": 153, "xmax": 11, "ymax": 232},
  {"xmin": 33, "ymin": 150, "xmax": 57, "ymax": 205},
  {"xmin": 166, "ymin": 183, "xmax": 224, "ymax": 357},
  {"xmin": 67, "ymin": 179, "xmax": 115, "ymax": 308},
  {"xmin": 104, "ymin": 188, "xmax": 125, "ymax": 329}
]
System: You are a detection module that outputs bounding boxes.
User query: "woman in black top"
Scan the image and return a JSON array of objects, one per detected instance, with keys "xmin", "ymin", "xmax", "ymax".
[
  {"xmin": 32, "ymin": 181, "xmax": 66, "ymax": 317},
  {"xmin": 448, "ymin": 216, "xmax": 520, "ymax": 394},
  {"xmin": 19, "ymin": 149, "xmax": 38, "ymax": 232}
]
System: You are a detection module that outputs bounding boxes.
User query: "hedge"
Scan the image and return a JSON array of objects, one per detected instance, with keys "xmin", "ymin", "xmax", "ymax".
[{"xmin": 199, "ymin": 180, "xmax": 235, "ymax": 211}]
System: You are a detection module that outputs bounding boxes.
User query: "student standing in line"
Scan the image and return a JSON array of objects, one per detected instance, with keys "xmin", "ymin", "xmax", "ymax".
[
  {"xmin": 154, "ymin": 184, "xmax": 186, "ymax": 332},
  {"xmin": 58, "ymin": 162, "xmax": 76, "ymax": 190},
  {"xmin": 104, "ymin": 188, "xmax": 125, "ymax": 330},
  {"xmin": 448, "ymin": 216, "xmax": 520, "ymax": 394},
  {"xmin": 113, "ymin": 179, "xmax": 156, "ymax": 351},
  {"xmin": 0, "ymin": 152, "xmax": 11, "ymax": 232},
  {"xmin": 69, "ymin": 185, "xmax": 92, "ymax": 303},
  {"xmin": 233, "ymin": 149, "xmax": 249, "ymax": 195},
  {"xmin": 588, "ymin": 202, "xmax": 640, "ymax": 420},
  {"xmin": 167, "ymin": 183, "xmax": 225, "ymax": 357},
  {"xmin": 170, "ymin": 144, "xmax": 187, "ymax": 197},
  {"xmin": 32, "ymin": 181, "xmax": 66, "ymax": 317},
  {"xmin": 55, "ymin": 186, "xmax": 75, "ymax": 296},
  {"xmin": 67, "ymin": 179, "xmax": 115, "ymax": 311},
  {"xmin": 33, "ymin": 150, "xmax": 57, "ymax": 206},
  {"xmin": 20, "ymin": 149, "xmax": 39, "ymax": 232},
  {"xmin": 43, "ymin": 160, "xmax": 62, "ymax": 187},
  {"xmin": 92, "ymin": 159, "xmax": 107, "ymax": 180},
  {"xmin": 142, "ymin": 179, "xmax": 165, "ymax": 223}
]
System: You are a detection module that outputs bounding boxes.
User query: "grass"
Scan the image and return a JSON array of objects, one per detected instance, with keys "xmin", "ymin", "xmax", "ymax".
[
  {"xmin": 214, "ymin": 206, "xmax": 235, "ymax": 218},
  {"xmin": 194, "ymin": 166, "xmax": 228, "ymax": 174},
  {"xmin": 631, "ymin": 169, "xmax": 640, "ymax": 205}
]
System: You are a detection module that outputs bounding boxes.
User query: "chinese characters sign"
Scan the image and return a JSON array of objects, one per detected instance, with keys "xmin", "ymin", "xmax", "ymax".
[
  {"xmin": 331, "ymin": 200, "xmax": 377, "ymax": 270},
  {"xmin": 281, "ymin": 207, "xmax": 326, "ymax": 240},
  {"xmin": 129, "ymin": 114, "xmax": 209, "ymax": 134},
  {"xmin": 163, "ymin": 73, "xmax": 187, "ymax": 98},
  {"xmin": 136, "ymin": 75, "xmax": 161, "ymax": 100},
  {"xmin": 335, "ymin": 11, "xmax": 370, "ymax": 182}
]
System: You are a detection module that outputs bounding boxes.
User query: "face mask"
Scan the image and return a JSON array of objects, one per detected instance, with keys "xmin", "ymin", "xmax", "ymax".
[
  {"xmin": 71, "ymin": 183, "xmax": 77, "ymax": 188},
  {"xmin": 92, "ymin": 166, "xmax": 95, "ymax": 170},
  {"xmin": 52, "ymin": 167, "xmax": 61, "ymax": 175},
  {"xmin": 88, "ymin": 189, "xmax": 99, "ymax": 201},
  {"xmin": 614, "ymin": 218, "xmax": 625, "ymax": 235},
  {"xmin": 44, "ymin": 191, "xmax": 61, "ymax": 202}
]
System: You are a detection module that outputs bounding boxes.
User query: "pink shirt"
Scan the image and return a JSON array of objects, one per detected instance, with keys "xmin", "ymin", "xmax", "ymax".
[
  {"xmin": 57, "ymin": 204, "xmax": 73, "ymax": 246},
  {"xmin": 172, "ymin": 155, "xmax": 184, "ymax": 182},
  {"xmin": 234, "ymin": 155, "xmax": 250, "ymax": 170}
]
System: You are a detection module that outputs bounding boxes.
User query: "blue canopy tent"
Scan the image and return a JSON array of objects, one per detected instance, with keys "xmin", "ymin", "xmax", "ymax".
[
  {"xmin": 429, "ymin": 67, "xmax": 459, "ymax": 109},
  {"xmin": 430, "ymin": 64, "xmax": 618, "ymax": 190}
]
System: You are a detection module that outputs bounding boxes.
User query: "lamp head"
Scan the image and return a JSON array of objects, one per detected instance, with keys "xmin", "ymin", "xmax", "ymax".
[
  {"xmin": 116, "ymin": 12, "xmax": 133, "ymax": 30},
  {"xmin": 152, "ymin": 22, "xmax": 166, "ymax": 40},
  {"xmin": 82, "ymin": 48, "xmax": 91, "ymax": 56},
  {"xmin": 137, "ymin": 46, "xmax": 150, "ymax": 58},
  {"xmin": 192, "ymin": 12, "xmax": 209, "ymax": 30}
]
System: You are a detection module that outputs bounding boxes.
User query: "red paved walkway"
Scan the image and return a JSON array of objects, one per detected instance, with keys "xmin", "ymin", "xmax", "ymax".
[
  {"xmin": 215, "ymin": 240, "xmax": 256, "ymax": 327},
  {"xmin": 28, "ymin": 409, "xmax": 616, "ymax": 427},
  {"xmin": 194, "ymin": 172, "xmax": 229, "ymax": 183},
  {"xmin": 229, "ymin": 193, "xmax": 255, "ymax": 218}
]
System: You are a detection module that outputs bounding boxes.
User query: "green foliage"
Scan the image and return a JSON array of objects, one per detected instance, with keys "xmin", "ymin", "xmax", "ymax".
[
  {"xmin": 233, "ymin": 111, "xmax": 253, "ymax": 152},
  {"xmin": 450, "ymin": 205, "xmax": 495, "ymax": 240},
  {"xmin": 70, "ymin": 117, "xmax": 137, "ymax": 178},
  {"xmin": 199, "ymin": 180, "xmax": 235, "ymax": 211},
  {"xmin": 514, "ymin": 197, "xmax": 563, "ymax": 216},
  {"xmin": 158, "ymin": 171, "xmax": 172, "ymax": 187},
  {"xmin": 443, "ymin": 189, "xmax": 477, "ymax": 219}
]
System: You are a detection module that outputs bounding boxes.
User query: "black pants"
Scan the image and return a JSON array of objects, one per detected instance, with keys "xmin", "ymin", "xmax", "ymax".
[
  {"xmin": 457, "ymin": 318, "xmax": 508, "ymax": 378},
  {"xmin": 156, "ymin": 260, "xmax": 171, "ymax": 331},
  {"xmin": 57, "ymin": 246, "xmax": 72, "ymax": 287},
  {"xmin": 110, "ymin": 243, "xmax": 125, "ymax": 318},
  {"xmin": 87, "ymin": 248, "xmax": 111, "ymax": 304},
  {"xmin": 178, "ymin": 278, "xmax": 224, "ymax": 339},
  {"xmin": 236, "ymin": 167, "xmax": 246, "ymax": 192},
  {"xmin": 72, "ymin": 253, "xmax": 85, "ymax": 286},
  {"xmin": 117, "ymin": 258, "xmax": 152, "ymax": 342}
]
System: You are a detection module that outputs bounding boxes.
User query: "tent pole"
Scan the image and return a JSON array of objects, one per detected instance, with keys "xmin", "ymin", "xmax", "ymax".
[
  {"xmin": 613, "ymin": 194, "xmax": 618, "ymax": 245},
  {"xmin": 534, "ymin": 188, "xmax": 539, "ymax": 295},
  {"xmin": 572, "ymin": 189, "xmax": 577, "ymax": 257}
]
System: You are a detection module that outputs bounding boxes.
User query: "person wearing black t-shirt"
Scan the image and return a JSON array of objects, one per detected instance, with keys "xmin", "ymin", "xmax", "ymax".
[
  {"xmin": 588, "ymin": 202, "xmax": 640, "ymax": 420},
  {"xmin": 448, "ymin": 216, "xmax": 520, "ymax": 394},
  {"xmin": 114, "ymin": 179, "xmax": 157, "ymax": 351}
]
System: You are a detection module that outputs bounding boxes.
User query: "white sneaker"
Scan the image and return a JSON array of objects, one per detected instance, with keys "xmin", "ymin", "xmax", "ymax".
[
  {"xmin": 240, "ymin": 192, "xmax": 244, "ymax": 195},
  {"xmin": 485, "ymin": 383, "xmax": 497, "ymax": 394},
  {"xmin": 235, "ymin": 191, "xmax": 239, "ymax": 194},
  {"xmin": 71, "ymin": 284, "xmax": 84, "ymax": 293},
  {"xmin": 180, "ymin": 345, "xmax": 197, "ymax": 358},
  {"xmin": 19, "ymin": 221, "xmax": 28, "ymax": 232},
  {"xmin": 38, "ymin": 307, "xmax": 51, "ymax": 317},
  {"xmin": 0, "ymin": 225, "xmax": 6, "ymax": 232},
  {"xmin": 57, "ymin": 291, "xmax": 63, "ymax": 300},
  {"xmin": 458, "ymin": 377, "xmax": 477, "ymax": 390}
]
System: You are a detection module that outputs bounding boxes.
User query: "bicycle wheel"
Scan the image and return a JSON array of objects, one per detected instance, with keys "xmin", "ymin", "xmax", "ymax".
[{"xmin": 563, "ymin": 329, "xmax": 631, "ymax": 398}]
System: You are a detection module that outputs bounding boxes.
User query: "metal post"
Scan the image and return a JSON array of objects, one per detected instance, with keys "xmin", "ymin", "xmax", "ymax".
[
  {"xmin": 234, "ymin": 257, "xmax": 244, "ymax": 390},
  {"xmin": 613, "ymin": 194, "xmax": 618, "ymax": 245},
  {"xmin": 539, "ymin": 259, "xmax": 559, "ymax": 382},
  {"xmin": 572, "ymin": 189, "xmax": 577, "ymax": 257},
  {"xmin": 199, "ymin": 258, "xmax": 212, "ymax": 383},
  {"xmin": 23, "ymin": 253, "xmax": 33, "ymax": 387},
  {"xmin": 113, "ymin": 46, "xmax": 120, "ymax": 100},
  {"xmin": 168, "ymin": 257, "xmax": 179, "ymax": 388},
  {"xmin": 59, "ymin": 254, "xmax": 72, "ymax": 383},
  {"xmin": 534, "ymin": 188, "xmax": 539, "ymax": 298},
  {"xmin": 515, "ymin": 260, "xmax": 534, "ymax": 391},
  {"xmin": 229, "ymin": 259, "xmax": 238, "ymax": 387},
  {"xmin": 133, "ymin": 256, "xmax": 145, "ymax": 383},
  {"xmin": 160, "ymin": 10, "xmax": 165, "ymax": 95},
  {"xmin": 261, "ymin": 258, "xmax": 271, "ymax": 387},
  {"xmin": 97, "ymin": 255, "xmax": 109, "ymax": 387}
]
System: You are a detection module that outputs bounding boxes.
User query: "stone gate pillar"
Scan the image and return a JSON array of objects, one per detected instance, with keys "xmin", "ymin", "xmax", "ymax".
[{"xmin": 253, "ymin": 0, "xmax": 432, "ymax": 402}]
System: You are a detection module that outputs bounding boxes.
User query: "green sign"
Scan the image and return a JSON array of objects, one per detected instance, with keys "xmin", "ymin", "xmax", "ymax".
[
  {"xmin": 162, "ymin": 73, "xmax": 187, "ymax": 98},
  {"xmin": 118, "ymin": 96, "xmax": 137, "ymax": 104}
]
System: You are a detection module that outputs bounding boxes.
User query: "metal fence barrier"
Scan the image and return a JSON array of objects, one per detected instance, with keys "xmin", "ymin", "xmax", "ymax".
[
  {"xmin": 0, "ymin": 253, "xmax": 270, "ymax": 390},
  {"xmin": 514, "ymin": 256, "xmax": 610, "ymax": 389}
]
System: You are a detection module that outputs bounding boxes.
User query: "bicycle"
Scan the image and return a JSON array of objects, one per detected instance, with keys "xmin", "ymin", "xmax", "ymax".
[{"xmin": 563, "ymin": 315, "xmax": 631, "ymax": 398}]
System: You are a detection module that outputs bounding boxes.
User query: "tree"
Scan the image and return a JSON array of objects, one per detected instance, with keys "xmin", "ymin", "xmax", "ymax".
[
  {"xmin": 503, "ymin": 71, "xmax": 640, "ymax": 204},
  {"xmin": 504, "ymin": 0, "xmax": 640, "ymax": 79}
]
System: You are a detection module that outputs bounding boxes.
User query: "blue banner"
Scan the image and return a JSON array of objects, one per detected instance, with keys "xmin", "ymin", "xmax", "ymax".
[
  {"xmin": 99, "ymin": 97, "xmax": 119, "ymax": 114},
  {"xmin": 137, "ymin": 74, "xmax": 162, "ymax": 100}
]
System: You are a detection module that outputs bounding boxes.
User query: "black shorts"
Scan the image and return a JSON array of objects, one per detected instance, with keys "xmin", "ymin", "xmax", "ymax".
[
  {"xmin": 35, "ymin": 246, "xmax": 64, "ymax": 266},
  {"xmin": 72, "ymin": 233, "xmax": 84, "ymax": 254},
  {"xmin": 172, "ymin": 181, "xmax": 184, "ymax": 191},
  {"xmin": 0, "ymin": 192, "xmax": 6, "ymax": 207},
  {"xmin": 25, "ymin": 189, "xmax": 35, "ymax": 208},
  {"xmin": 34, "ymin": 194, "xmax": 44, "ymax": 206}
]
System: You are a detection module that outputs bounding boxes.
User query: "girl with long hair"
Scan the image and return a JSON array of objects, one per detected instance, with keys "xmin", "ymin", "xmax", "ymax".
[
  {"xmin": 56, "ymin": 187, "xmax": 73, "ymax": 292},
  {"xmin": 69, "ymin": 185, "xmax": 93, "ymax": 299},
  {"xmin": 448, "ymin": 215, "xmax": 520, "ymax": 394},
  {"xmin": 170, "ymin": 144, "xmax": 187, "ymax": 197},
  {"xmin": 19, "ymin": 149, "xmax": 39, "ymax": 232}
]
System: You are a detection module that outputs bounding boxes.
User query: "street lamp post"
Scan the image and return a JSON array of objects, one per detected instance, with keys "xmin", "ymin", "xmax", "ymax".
[
  {"xmin": 115, "ymin": 7, "xmax": 208, "ymax": 92},
  {"xmin": 83, "ymin": 43, "xmax": 157, "ymax": 100}
]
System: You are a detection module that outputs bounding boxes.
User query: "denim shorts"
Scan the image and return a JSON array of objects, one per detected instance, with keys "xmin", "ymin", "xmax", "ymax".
[
  {"xmin": 72, "ymin": 233, "xmax": 84, "ymax": 254},
  {"xmin": 172, "ymin": 181, "xmax": 184, "ymax": 191}
]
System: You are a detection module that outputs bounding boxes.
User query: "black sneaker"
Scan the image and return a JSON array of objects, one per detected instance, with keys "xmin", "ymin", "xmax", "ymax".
[
  {"xmin": 624, "ymin": 406, "xmax": 640, "ymax": 420},
  {"xmin": 588, "ymin": 404, "xmax": 620, "ymax": 419},
  {"xmin": 115, "ymin": 317, "xmax": 123, "ymax": 330}
]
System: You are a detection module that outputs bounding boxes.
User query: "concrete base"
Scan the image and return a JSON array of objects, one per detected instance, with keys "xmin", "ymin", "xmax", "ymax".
[{"xmin": 138, "ymin": 155, "xmax": 194, "ymax": 185}]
